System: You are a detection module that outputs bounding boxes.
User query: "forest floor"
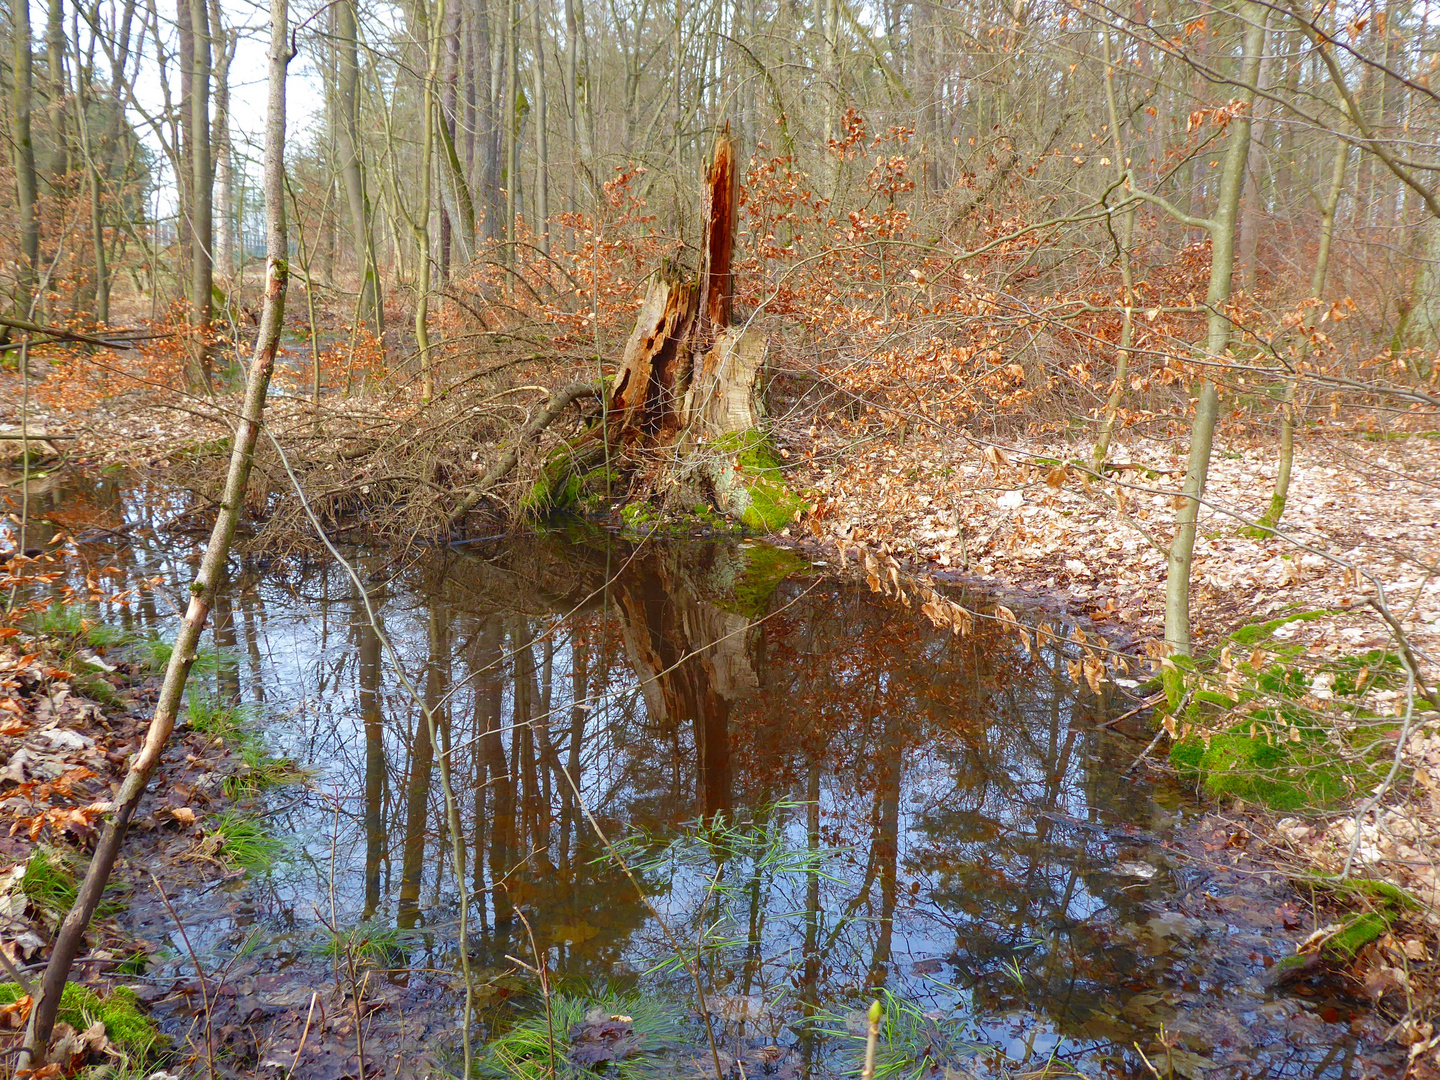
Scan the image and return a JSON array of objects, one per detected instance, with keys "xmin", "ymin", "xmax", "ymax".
[
  {"xmin": 6, "ymin": 379, "xmax": 1440, "ymax": 1066},
  {"xmin": 0, "ymin": 611, "xmax": 452, "ymax": 1077}
]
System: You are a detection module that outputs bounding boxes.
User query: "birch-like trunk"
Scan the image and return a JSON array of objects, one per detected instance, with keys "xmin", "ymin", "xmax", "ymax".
[{"xmin": 1163, "ymin": 1, "xmax": 1267, "ymax": 656}]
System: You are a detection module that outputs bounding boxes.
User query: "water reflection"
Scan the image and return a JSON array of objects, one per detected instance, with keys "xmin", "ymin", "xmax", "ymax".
[{"xmin": 4, "ymin": 473, "xmax": 1377, "ymax": 1077}]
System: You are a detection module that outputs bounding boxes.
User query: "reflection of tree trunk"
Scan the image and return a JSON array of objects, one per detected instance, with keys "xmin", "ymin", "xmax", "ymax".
[
  {"xmin": 490, "ymin": 623, "xmax": 517, "ymax": 935},
  {"xmin": 357, "ymin": 588, "xmax": 386, "ymax": 919},
  {"xmin": 799, "ymin": 764, "xmax": 821, "ymax": 1015},
  {"xmin": 399, "ymin": 604, "xmax": 448, "ymax": 929},
  {"xmin": 560, "ymin": 626, "xmax": 587, "ymax": 873},
  {"xmin": 211, "ymin": 571, "xmax": 240, "ymax": 704},
  {"xmin": 613, "ymin": 554, "xmax": 756, "ymax": 818},
  {"xmin": 868, "ymin": 717, "xmax": 902, "ymax": 986},
  {"xmin": 514, "ymin": 626, "xmax": 539, "ymax": 862},
  {"xmin": 471, "ymin": 616, "xmax": 502, "ymax": 919}
]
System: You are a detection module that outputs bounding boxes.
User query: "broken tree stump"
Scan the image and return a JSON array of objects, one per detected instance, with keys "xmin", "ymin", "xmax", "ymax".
[{"xmin": 524, "ymin": 124, "xmax": 805, "ymax": 531}]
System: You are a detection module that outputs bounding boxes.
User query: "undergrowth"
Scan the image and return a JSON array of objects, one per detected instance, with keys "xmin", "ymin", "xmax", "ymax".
[{"xmin": 0, "ymin": 981, "xmax": 162, "ymax": 1060}]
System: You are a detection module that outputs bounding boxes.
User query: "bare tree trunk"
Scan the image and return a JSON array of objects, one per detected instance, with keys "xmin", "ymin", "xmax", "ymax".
[
  {"xmin": 504, "ymin": 0, "xmax": 518, "ymax": 280},
  {"xmin": 1163, "ymin": 1, "xmax": 1267, "ymax": 657},
  {"xmin": 335, "ymin": 0, "xmax": 383, "ymax": 335},
  {"xmin": 1092, "ymin": 22, "xmax": 1137, "ymax": 473},
  {"xmin": 45, "ymin": 0, "xmax": 68, "ymax": 189},
  {"xmin": 415, "ymin": 0, "xmax": 446, "ymax": 401},
  {"xmin": 1257, "ymin": 138, "xmax": 1349, "ymax": 531},
  {"xmin": 188, "ymin": 0, "xmax": 215, "ymax": 385},
  {"xmin": 532, "ymin": 0, "xmax": 550, "ymax": 255},
  {"xmin": 16, "ymin": 0, "xmax": 289, "ymax": 1059},
  {"xmin": 10, "ymin": 0, "xmax": 40, "ymax": 301},
  {"xmin": 212, "ymin": 8, "xmax": 236, "ymax": 281}
]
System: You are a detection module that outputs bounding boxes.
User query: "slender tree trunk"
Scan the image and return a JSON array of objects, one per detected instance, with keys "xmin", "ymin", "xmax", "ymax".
[
  {"xmin": 335, "ymin": 0, "xmax": 383, "ymax": 336},
  {"xmin": 532, "ymin": 0, "xmax": 550, "ymax": 255},
  {"xmin": 177, "ymin": 0, "xmax": 195, "ymax": 304},
  {"xmin": 564, "ymin": 0, "xmax": 579, "ymax": 215},
  {"xmin": 415, "ymin": 0, "xmax": 446, "ymax": 401},
  {"xmin": 188, "ymin": 0, "xmax": 215, "ymax": 385},
  {"xmin": 212, "ymin": 14, "xmax": 235, "ymax": 281},
  {"xmin": 1258, "ymin": 139, "xmax": 1349, "ymax": 531},
  {"xmin": 1164, "ymin": 1, "xmax": 1267, "ymax": 657},
  {"xmin": 11, "ymin": 0, "xmax": 40, "ymax": 300},
  {"xmin": 69, "ymin": 14, "xmax": 110, "ymax": 325},
  {"xmin": 1093, "ymin": 23, "xmax": 1137, "ymax": 473},
  {"xmin": 17, "ymin": 0, "xmax": 289, "ymax": 1060},
  {"xmin": 45, "ymin": 0, "xmax": 68, "ymax": 189},
  {"xmin": 504, "ymin": 0, "xmax": 518, "ymax": 280}
]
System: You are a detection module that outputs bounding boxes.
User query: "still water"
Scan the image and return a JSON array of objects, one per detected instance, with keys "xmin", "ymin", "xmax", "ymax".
[{"xmin": 7, "ymin": 472, "xmax": 1394, "ymax": 1078}]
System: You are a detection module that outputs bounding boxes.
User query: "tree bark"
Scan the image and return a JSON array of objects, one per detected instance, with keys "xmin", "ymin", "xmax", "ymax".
[
  {"xmin": 188, "ymin": 0, "xmax": 215, "ymax": 385},
  {"xmin": 212, "ymin": 8, "xmax": 236, "ymax": 280},
  {"xmin": 1163, "ymin": 1, "xmax": 1267, "ymax": 656},
  {"xmin": 414, "ymin": 0, "xmax": 446, "ymax": 402},
  {"xmin": 11, "ymin": 0, "xmax": 41, "ymax": 299},
  {"xmin": 44, "ymin": 0, "xmax": 68, "ymax": 189},
  {"xmin": 531, "ymin": 0, "xmax": 550, "ymax": 255},
  {"xmin": 17, "ymin": 0, "xmax": 289, "ymax": 1059},
  {"xmin": 335, "ymin": 0, "xmax": 383, "ymax": 336}
]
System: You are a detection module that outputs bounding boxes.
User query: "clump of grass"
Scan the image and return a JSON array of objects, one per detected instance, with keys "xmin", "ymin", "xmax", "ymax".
[
  {"xmin": 21, "ymin": 605, "xmax": 130, "ymax": 655},
  {"xmin": 186, "ymin": 696, "xmax": 261, "ymax": 740},
  {"xmin": 23, "ymin": 850, "xmax": 125, "ymax": 919},
  {"xmin": 0, "ymin": 981, "xmax": 162, "ymax": 1059},
  {"xmin": 185, "ymin": 696, "xmax": 306, "ymax": 794},
  {"xmin": 314, "ymin": 920, "xmax": 419, "ymax": 969},
  {"xmin": 22, "ymin": 849, "xmax": 78, "ymax": 915},
  {"xmin": 133, "ymin": 636, "xmax": 222, "ymax": 677},
  {"xmin": 479, "ymin": 993, "xmax": 683, "ymax": 1079},
  {"xmin": 818, "ymin": 990, "xmax": 980, "ymax": 1080},
  {"xmin": 205, "ymin": 811, "xmax": 283, "ymax": 873}
]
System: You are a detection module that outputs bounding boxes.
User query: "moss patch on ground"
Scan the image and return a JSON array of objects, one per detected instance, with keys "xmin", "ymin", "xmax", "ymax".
[
  {"xmin": 1168, "ymin": 722, "xmax": 1369, "ymax": 811},
  {"xmin": 0, "ymin": 981, "xmax": 161, "ymax": 1059}
]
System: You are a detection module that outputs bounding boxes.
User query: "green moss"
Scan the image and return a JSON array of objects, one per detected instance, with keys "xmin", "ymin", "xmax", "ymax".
[
  {"xmin": 0, "ymin": 982, "xmax": 161, "ymax": 1058},
  {"xmin": 1227, "ymin": 609, "xmax": 1333, "ymax": 647},
  {"xmin": 1326, "ymin": 912, "xmax": 1389, "ymax": 958},
  {"xmin": 709, "ymin": 429, "xmax": 808, "ymax": 531},
  {"xmin": 723, "ymin": 544, "xmax": 810, "ymax": 618},
  {"xmin": 1169, "ymin": 721, "xmax": 1370, "ymax": 811}
]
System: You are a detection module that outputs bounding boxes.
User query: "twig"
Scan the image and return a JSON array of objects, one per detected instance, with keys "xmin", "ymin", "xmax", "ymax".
[
  {"xmin": 1126, "ymin": 726, "xmax": 1170, "ymax": 775},
  {"xmin": 861, "ymin": 999, "xmax": 882, "ymax": 1080},
  {"xmin": 1099, "ymin": 693, "xmax": 1165, "ymax": 729},
  {"xmin": 0, "ymin": 946, "xmax": 33, "ymax": 998},
  {"xmin": 149, "ymin": 874, "xmax": 218, "ymax": 1079},
  {"xmin": 284, "ymin": 991, "xmax": 320, "ymax": 1080}
]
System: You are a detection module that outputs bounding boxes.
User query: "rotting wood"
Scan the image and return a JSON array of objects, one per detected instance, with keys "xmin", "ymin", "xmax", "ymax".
[
  {"xmin": 509, "ymin": 124, "xmax": 803, "ymax": 531},
  {"xmin": 447, "ymin": 380, "xmax": 603, "ymax": 527}
]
